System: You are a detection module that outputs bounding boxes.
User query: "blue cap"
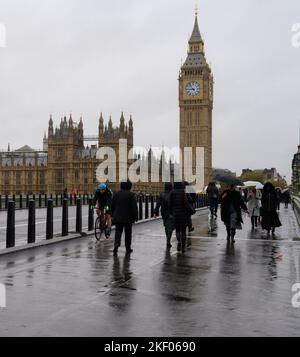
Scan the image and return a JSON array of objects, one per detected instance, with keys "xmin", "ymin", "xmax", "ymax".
[{"xmin": 98, "ymin": 183, "xmax": 107, "ymax": 190}]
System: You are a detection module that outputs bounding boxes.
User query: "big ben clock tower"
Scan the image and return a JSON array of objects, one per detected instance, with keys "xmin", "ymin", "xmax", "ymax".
[{"xmin": 179, "ymin": 10, "xmax": 213, "ymax": 187}]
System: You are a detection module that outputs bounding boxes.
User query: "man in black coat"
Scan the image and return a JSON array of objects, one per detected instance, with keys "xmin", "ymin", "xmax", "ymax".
[
  {"xmin": 111, "ymin": 181, "xmax": 138, "ymax": 256},
  {"xmin": 154, "ymin": 183, "xmax": 174, "ymax": 248}
]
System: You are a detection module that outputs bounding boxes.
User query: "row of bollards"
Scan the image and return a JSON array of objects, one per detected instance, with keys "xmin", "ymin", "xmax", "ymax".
[
  {"xmin": 4, "ymin": 194, "xmax": 208, "ymax": 250},
  {"xmin": 5, "ymin": 198, "xmax": 85, "ymax": 249},
  {"xmin": 0, "ymin": 194, "xmax": 94, "ymax": 211}
]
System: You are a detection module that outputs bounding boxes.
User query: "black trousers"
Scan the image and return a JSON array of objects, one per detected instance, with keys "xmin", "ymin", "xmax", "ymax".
[
  {"xmin": 226, "ymin": 224, "xmax": 236, "ymax": 238},
  {"xmin": 114, "ymin": 223, "xmax": 133, "ymax": 251},
  {"xmin": 251, "ymin": 216, "xmax": 258, "ymax": 227}
]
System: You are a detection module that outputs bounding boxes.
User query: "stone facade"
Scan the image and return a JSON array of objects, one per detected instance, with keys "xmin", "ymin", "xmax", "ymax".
[
  {"xmin": 292, "ymin": 146, "xmax": 300, "ymax": 194},
  {"xmin": 1, "ymin": 14, "xmax": 212, "ymax": 196},
  {"xmin": 0, "ymin": 114, "xmax": 168, "ymax": 195}
]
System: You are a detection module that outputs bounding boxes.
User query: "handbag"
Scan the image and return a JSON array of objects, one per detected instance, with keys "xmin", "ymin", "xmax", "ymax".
[{"xmin": 185, "ymin": 195, "xmax": 196, "ymax": 216}]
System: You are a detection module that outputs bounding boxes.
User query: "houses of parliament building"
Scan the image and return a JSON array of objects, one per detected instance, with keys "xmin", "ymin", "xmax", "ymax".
[{"xmin": 0, "ymin": 12, "xmax": 213, "ymax": 196}]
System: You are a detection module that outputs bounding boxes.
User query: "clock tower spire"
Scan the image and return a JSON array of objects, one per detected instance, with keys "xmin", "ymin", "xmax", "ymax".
[{"xmin": 179, "ymin": 10, "xmax": 213, "ymax": 188}]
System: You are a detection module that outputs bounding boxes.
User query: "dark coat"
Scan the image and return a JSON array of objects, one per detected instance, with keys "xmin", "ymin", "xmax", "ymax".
[
  {"xmin": 169, "ymin": 188, "xmax": 190, "ymax": 227},
  {"xmin": 207, "ymin": 186, "xmax": 219, "ymax": 199},
  {"xmin": 221, "ymin": 190, "xmax": 248, "ymax": 225},
  {"xmin": 261, "ymin": 192, "xmax": 281, "ymax": 229},
  {"xmin": 261, "ymin": 192, "xmax": 279, "ymax": 212},
  {"xmin": 111, "ymin": 190, "xmax": 138, "ymax": 225},
  {"xmin": 154, "ymin": 191, "xmax": 172, "ymax": 221},
  {"xmin": 93, "ymin": 188, "xmax": 113, "ymax": 208},
  {"xmin": 282, "ymin": 191, "xmax": 291, "ymax": 204}
]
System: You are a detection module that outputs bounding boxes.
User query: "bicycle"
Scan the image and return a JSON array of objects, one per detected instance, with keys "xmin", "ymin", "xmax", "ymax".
[{"xmin": 94, "ymin": 206, "xmax": 111, "ymax": 241}]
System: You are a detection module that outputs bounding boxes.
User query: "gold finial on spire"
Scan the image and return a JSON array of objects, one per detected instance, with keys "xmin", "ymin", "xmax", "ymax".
[{"xmin": 195, "ymin": 4, "xmax": 198, "ymax": 16}]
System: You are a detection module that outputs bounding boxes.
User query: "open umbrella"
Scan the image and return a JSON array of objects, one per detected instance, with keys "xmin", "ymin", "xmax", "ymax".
[{"xmin": 243, "ymin": 181, "xmax": 264, "ymax": 190}]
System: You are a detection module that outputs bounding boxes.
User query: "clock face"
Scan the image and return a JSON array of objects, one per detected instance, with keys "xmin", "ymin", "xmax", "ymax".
[{"xmin": 185, "ymin": 81, "xmax": 201, "ymax": 97}]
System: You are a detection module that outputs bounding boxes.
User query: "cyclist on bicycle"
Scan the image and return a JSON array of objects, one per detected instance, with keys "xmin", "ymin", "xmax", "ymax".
[{"xmin": 93, "ymin": 183, "xmax": 113, "ymax": 238}]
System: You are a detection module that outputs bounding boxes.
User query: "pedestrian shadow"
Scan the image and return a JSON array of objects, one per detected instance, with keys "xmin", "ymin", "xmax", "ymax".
[
  {"xmin": 226, "ymin": 241, "xmax": 235, "ymax": 255},
  {"xmin": 111, "ymin": 255, "xmax": 134, "ymax": 289}
]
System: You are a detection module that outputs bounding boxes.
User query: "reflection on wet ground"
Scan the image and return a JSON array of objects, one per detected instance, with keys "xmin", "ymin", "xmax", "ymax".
[{"xmin": 0, "ymin": 206, "xmax": 299, "ymax": 336}]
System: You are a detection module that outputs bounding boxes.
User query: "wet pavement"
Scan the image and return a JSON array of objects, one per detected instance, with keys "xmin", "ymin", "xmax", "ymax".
[{"xmin": 0, "ymin": 205, "xmax": 300, "ymax": 337}]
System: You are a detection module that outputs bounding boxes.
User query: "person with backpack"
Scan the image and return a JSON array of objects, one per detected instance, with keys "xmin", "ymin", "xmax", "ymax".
[{"xmin": 169, "ymin": 182, "xmax": 196, "ymax": 253}]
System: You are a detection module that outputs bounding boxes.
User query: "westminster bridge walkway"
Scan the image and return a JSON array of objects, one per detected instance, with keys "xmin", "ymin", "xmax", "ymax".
[{"xmin": 0, "ymin": 205, "xmax": 300, "ymax": 337}]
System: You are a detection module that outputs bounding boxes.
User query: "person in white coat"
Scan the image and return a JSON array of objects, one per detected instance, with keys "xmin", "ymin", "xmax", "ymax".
[{"xmin": 247, "ymin": 188, "xmax": 261, "ymax": 229}]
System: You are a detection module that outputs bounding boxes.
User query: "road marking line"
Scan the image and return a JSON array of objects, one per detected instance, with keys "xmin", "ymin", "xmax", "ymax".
[
  {"xmin": 137, "ymin": 233, "xmax": 299, "ymax": 244},
  {"xmin": 0, "ymin": 216, "xmax": 89, "ymax": 230}
]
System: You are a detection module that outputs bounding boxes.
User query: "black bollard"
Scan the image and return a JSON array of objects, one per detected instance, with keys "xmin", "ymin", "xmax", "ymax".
[
  {"xmin": 145, "ymin": 195, "xmax": 149, "ymax": 219},
  {"xmin": 60, "ymin": 194, "xmax": 63, "ymax": 206},
  {"xmin": 150, "ymin": 195, "xmax": 154, "ymax": 218},
  {"xmin": 19, "ymin": 194, "xmax": 23, "ymax": 209},
  {"xmin": 46, "ymin": 200, "xmax": 53, "ymax": 240},
  {"xmin": 139, "ymin": 195, "xmax": 143, "ymax": 221},
  {"xmin": 39, "ymin": 194, "xmax": 42, "ymax": 208},
  {"xmin": 12, "ymin": 194, "xmax": 16, "ymax": 203},
  {"xmin": 33, "ymin": 194, "xmax": 36, "ymax": 204},
  {"xmin": 76, "ymin": 198, "xmax": 82, "ymax": 233},
  {"xmin": 26, "ymin": 194, "xmax": 29, "ymax": 208},
  {"xmin": 6, "ymin": 201, "xmax": 15, "ymax": 248},
  {"xmin": 70, "ymin": 194, "xmax": 73, "ymax": 206},
  {"xmin": 88, "ymin": 198, "xmax": 94, "ymax": 231},
  {"xmin": 44, "ymin": 194, "xmax": 47, "ymax": 208},
  {"xmin": 5, "ymin": 195, "xmax": 8, "ymax": 209},
  {"xmin": 55, "ymin": 194, "xmax": 58, "ymax": 207},
  {"xmin": 27, "ymin": 200, "xmax": 36, "ymax": 244},
  {"xmin": 62, "ymin": 199, "xmax": 68, "ymax": 237}
]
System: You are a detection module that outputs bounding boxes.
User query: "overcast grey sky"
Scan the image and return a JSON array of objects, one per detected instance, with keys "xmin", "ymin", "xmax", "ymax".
[{"xmin": 0, "ymin": 0, "xmax": 299, "ymax": 182}]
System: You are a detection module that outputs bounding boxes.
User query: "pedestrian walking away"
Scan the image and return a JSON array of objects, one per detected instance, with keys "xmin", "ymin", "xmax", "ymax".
[
  {"xmin": 282, "ymin": 189, "xmax": 291, "ymax": 209},
  {"xmin": 169, "ymin": 182, "xmax": 196, "ymax": 253},
  {"xmin": 111, "ymin": 180, "xmax": 138, "ymax": 256},
  {"xmin": 221, "ymin": 184, "xmax": 249, "ymax": 244},
  {"xmin": 154, "ymin": 183, "xmax": 175, "ymax": 248},
  {"xmin": 207, "ymin": 182, "xmax": 219, "ymax": 218},
  {"xmin": 261, "ymin": 182, "xmax": 282, "ymax": 235},
  {"xmin": 275, "ymin": 187, "xmax": 282, "ymax": 211},
  {"xmin": 184, "ymin": 182, "xmax": 196, "ymax": 233},
  {"xmin": 247, "ymin": 187, "xmax": 261, "ymax": 229}
]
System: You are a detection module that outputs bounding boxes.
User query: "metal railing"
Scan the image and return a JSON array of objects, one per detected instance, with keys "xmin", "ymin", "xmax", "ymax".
[
  {"xmin": 0, "ymin": 193, "xmax": 94, "ymax": 211},
  {"xmin": 3, "ymin": 194, "xmax": 209, "ymax": 250}
]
